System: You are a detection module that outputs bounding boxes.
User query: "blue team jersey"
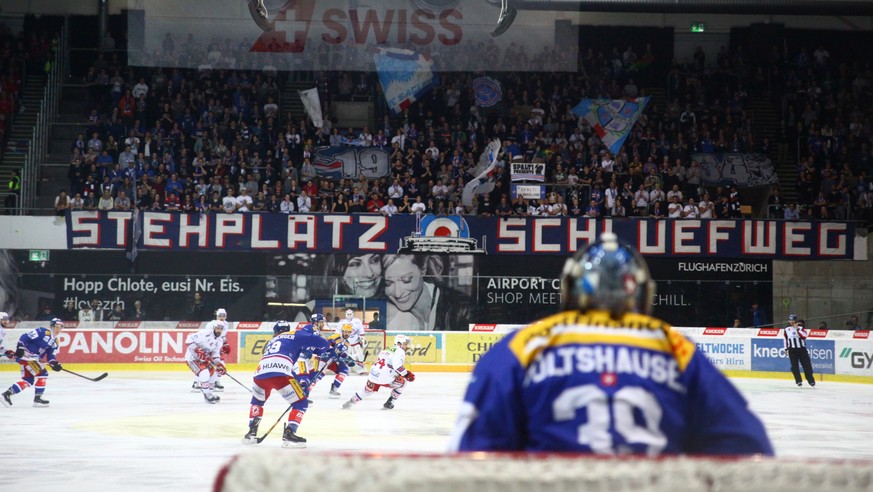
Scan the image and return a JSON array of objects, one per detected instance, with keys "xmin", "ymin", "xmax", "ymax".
[
  {"xmin": 450, "ymin": 309, "xmax": 773, "ymax": 456},
  {"xmin": 254, "ymin": 332, "xmax": 331, "ymax": 380},
  {"xmin": 18, "ymin": 327, "xmax": 60, "ymax": 362}
]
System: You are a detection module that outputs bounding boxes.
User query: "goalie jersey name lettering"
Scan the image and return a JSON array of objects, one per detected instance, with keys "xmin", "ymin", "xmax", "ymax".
[{"xmin": 523, "ymin": 346, "xmax": 683, "ymax": 392}]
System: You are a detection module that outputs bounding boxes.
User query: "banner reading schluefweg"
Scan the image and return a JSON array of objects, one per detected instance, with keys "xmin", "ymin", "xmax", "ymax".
[
  {"xmin": 128, "ymin": 0, "xmax": 575, "ymax": 72},
  {"xmin": 66, "ymin": 211, "xmax": 857, "ymax": 260}
]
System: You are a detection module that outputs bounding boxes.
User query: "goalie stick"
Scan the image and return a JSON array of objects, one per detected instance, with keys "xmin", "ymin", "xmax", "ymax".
[
  {"xmin": 255, "ymin": 355, "xmax": 336, "ymax": 444},
  {"xmin": 61, "ymin": 367, "xmax": 108, "ymax": 382}
]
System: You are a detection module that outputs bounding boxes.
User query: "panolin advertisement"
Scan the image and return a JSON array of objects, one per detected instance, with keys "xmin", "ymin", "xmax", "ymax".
[
  {"xmin": 39, "ymin": 330, "xmax": 240, "ymax": 364},
  {"xmin": 128, "ymin": 0, "xmax": 573, "ymax": 72}
]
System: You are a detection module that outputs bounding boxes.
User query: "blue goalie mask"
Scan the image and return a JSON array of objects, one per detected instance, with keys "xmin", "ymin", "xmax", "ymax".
[{"xmin": 560, "ymin": 233, "xmax": 655, "ymax": 316}]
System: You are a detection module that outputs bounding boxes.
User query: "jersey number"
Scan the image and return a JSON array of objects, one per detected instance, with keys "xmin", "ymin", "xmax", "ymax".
[
  {"xmin": 374, "ymin": 356, "xmax": 386, "ymax": 369},
  {"xmin": 265, "ymin": 340, "xmax": 283, "ymax": 355},
  {"xmin": 552, "ymin": 385, "xmax": 667, "ymax": 455}
]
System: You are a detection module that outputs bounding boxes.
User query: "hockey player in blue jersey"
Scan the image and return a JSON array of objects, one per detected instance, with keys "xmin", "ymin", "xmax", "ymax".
[
  {"xmin": 449, "ymin": 233, "xmax": 773, "ymax": 456},
  {"xmin": 242, "ymin": 319, "xmax": 348, "ymax": 448},
  {"xmin": 1, "ymin": 318, "xmax": 65, "ymax": 408}
]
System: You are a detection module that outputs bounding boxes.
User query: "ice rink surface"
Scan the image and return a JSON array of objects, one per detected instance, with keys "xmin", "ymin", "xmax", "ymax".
[{"xmin": 1, "ymin": 371, "xmax": 872, "ymax": 491}]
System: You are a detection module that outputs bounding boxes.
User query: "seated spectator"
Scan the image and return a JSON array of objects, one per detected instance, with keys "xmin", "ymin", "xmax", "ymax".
[{"xmin": 54, "ymin": 191, "xmax": 70, "ymax": 216}]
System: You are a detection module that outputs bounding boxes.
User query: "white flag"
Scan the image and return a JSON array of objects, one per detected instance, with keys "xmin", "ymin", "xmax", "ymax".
[{"xmin": 299, "ymin": 88, "xmax": 323, "ymax": 128}]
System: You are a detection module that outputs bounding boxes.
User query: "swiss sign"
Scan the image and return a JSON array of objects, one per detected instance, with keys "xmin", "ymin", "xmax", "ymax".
[
  {"xmin": 115, "ymin": 321, "xmax": 141, "ymax": 329},
  {"xmin": 176, "ymin": 321, "xmax": 201, "ymax": 329},
  {"xmin": 757, "ymin": 328, "xmax": 780, "ymax": 337},
  {"xmin": 853, "ymin": 331, "xmax": 870, "ymax": 339},
  {"xmin": 808, "ymin": 329, "xmax": 828, "ymax": 338}
]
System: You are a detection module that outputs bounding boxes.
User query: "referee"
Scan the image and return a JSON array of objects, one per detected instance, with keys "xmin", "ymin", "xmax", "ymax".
[{"xmin": 784, "ymin": 314, "xmax": 816, "ymax": 387}]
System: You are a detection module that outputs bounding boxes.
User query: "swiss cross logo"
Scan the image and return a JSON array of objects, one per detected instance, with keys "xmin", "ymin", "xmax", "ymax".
[
  {"xmin": 808, "ymin": 329, "xmax": 828, "ymax": 338},
  {"xmin": 703, "ymin": 327, "xmax": 727, "ymax": 336},
  {"xmin": 853, "ymin": 331, "xmax": 870, "ymax": 339},
  {"xmin": 237, "ymin": 322, "xmax": 262, "ymax": 330},
  {"xmin": 600, "ymin": 372, "xmax": 617, "ymax": 387},
  {"xmin": 472, "ymin": 324, "xmax": 497, "ymax": 332},
  {"xmin": 250, "ymin": 0, "xmax": 316, "ymax": 53},
  {"xmin": 757, "ymin": 328, "xmax": 780, "ymax": 337},
  {"xmin": 115, "ymin": 321, "xmax": 141, "ymax": 329}
]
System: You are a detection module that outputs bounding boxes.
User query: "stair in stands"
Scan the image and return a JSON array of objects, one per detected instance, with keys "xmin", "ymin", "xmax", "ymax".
[
  {"xmin": 1, "ymin": 74, "xmax": 47, "ymax": 192},
  {"xmin": 747, "ymin": 89, "xmax": 799, "ymax": 205}
]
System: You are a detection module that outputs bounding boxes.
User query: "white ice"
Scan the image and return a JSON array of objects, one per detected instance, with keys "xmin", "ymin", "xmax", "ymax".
[{"xmin": 1, "ymin": 371, "xmax": 871, "ymax": 491}]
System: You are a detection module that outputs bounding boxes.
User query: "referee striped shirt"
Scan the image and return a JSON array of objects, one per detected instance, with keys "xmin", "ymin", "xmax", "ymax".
[{"xmin": 784, "ymin": 324, "xmax": 808, "ymax": 349}]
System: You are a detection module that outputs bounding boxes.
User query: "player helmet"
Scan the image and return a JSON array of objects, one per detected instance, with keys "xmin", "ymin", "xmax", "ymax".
[
  {"xmin": 49, "ymin": 318, "xmax": 65, "ymax": 334},
  {"xmin": 0, "ymin": 312, "xmax": 8, "ymax": 325},
  {"xmin": 216, "ymin": 308, "xmax": 228, "ymax": 319},
  {"xmin": 788, "ymin": 314, "xmax": 797, "ymax": 321},
  {"xmin": 273, "ymin": 320, "xmax": 292, "ymax": 335},
  {"xmin": 345, "ymin": 309, "xmax": 354, "ymax": 320},
  {"xmin": 394, "ymin": 334, "xmax": 410, "ymax": 346},
  {"xmin": 310, "ymin": 313, "xmax": 325, "ymax": 324},
  {"xmin": 560, "ymin": 233, "xmax": 655, "ymax": 316},
  {"xmin": 341, "ymin": 323, "xmax": 353, "ymax": 338}
]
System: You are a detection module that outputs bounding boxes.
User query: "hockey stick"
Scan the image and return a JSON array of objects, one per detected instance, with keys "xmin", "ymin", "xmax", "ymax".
[
  {"xmin": 61, "ymin": 367, "xmax": 108, "ymax": 382},
  {"xmin": 255, "ymin": 356, "xmax": 336, "ymax": 444},
  {"xmin": 222, "ymin": 371, "xmax": 254, "ymax": 395}
]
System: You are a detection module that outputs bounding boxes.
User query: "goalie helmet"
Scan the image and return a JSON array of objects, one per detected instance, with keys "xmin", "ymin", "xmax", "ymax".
[
  {"xmin": 394, "ymin": 334, "xmax": 410, "ymax": 346},
  {"xmin": 345, "ymin": 309, "xmax": 354, "ymax": 321},
  {"xmin": 273, "ymin": 320, "xmax": 292, "ymax": 335},
  {"xmin": 560, "ymin": 232, "xmax": 655, "ymax": 316}
]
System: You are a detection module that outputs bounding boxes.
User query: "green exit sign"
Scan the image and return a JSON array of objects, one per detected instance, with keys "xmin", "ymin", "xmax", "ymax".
[
  {"xmin": 691, "ymin": 22, "xmax": 706, "ymax": 33},
  {"xmin": 29, "ymin": 249, "xmax": 50, "ymax": 262}
]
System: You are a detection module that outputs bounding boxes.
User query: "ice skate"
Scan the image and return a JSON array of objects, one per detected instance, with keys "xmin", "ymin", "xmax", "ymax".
[
  {"xmin": 242, "ymin": 417, "xmax": 261, "ymax": 445},
  {"xmin": 328, "ymin": 388, "xmax": 341, "ymax": 399},
  {"xmin": 281, "ymin": 424, "xmax": 306, "ymax": 448},
  {"xmin": 797, "ymin": 382, "xmax": 802, "ymax": 387},
  {"xmin": 1, "ymin": 390, "xmax": 12, "ymax": 407},
  {"xmin": 203, "ymin": 393, "xmax": 220, "ymax": 404},
  {"xmin": 33, "ymin": 395, "xmax": 50, "ymax": 407},
  {"xmin": 383, "ymin": 397, "xmax": 395, "ymax": 410},
  {"xmin": 214, "ymin": 381, "xmax": 225, "ymax": 392},
  {"xmin": 342, "ymin": 398, "xmax": 355, "ymax": 410},
  {"xmin": 191, "ymin": 382, "xmax": 201, "ymax": 393}
]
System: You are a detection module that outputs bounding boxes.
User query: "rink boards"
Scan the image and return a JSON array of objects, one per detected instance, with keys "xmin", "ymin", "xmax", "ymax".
[{"xmin": 1, "ymin": 324, "xmax": 871, "ymax": 382}]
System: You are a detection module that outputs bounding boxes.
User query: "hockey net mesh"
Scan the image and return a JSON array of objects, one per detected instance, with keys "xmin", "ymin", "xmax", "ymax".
[{"xmin": 215, "ymin": 451, "xmax": 873, "ymax": 492}]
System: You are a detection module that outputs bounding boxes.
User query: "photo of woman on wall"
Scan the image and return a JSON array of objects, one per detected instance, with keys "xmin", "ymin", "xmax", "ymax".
[{"xmin": 382, "ymin": 254, "xmax": 472, "ymax": 331}]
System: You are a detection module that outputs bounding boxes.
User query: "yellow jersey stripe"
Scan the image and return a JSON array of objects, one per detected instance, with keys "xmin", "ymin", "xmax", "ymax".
[{"xmin": 508, "ymin": 310, "xmax": 696, "ymax": 372}]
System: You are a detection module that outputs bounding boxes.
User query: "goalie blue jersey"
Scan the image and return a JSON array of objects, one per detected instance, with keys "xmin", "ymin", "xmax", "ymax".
[{"xmin": 449, "ymin": 310, "xmax": 773, "ymax": 456}]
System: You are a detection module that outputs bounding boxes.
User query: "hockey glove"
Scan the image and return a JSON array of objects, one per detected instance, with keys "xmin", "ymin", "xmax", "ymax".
[
  {"xmin": 300, "ymin": 349, "xmax": 314, "ymax": 360},
  {"xmin": 3, "ymin": 350, "xmax": 14, "ymax": 359},
  {"xmin": 404, "ymin": 371, "xmax": 415, "ymax": 382},
  {"xmin": 220, "ymin": 343, "xmax": 231, "ymax": 356},
  {"xmin": 214, "ymin": 361, "xmax": 227, "ymax": 376},
  {"xmin": 49, "ymin": 360, "xmax": 63, "ymax": 372},
  {"xmin": 15, "ymin": 344, "xmax": 24, "ymax": 359}
]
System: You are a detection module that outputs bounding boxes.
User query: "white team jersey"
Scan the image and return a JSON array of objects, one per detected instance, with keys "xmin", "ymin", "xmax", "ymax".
[
  {"xmin": 337, "ymin": 318, "xmax": 365, "ymax": 345},
  {"xmin": 184, "ymin": 326, "xmax": 224, "ymax": 363},
  {"xmin": 0, "ymin": 325, "xmax": 6, "ymax": 350},
  {"xmin": 368, "ymin": 346, "xmax": 407, "ymax": 385}
]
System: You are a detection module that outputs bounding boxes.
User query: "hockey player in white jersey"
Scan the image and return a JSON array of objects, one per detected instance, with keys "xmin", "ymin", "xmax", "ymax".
[
  {"xmin": 192, "ymin": 308, "xmax": 230, "ymax": 392},
  {"xmin": 338, "ymin": 309, "xmax": 367, "ymax": 374},
  {"xmin": 342, "ymin": 334, "xmax": 414, "ymax": 410},
  {"xmin": 184, "ymin": 319, "xmax": 227, "ymax": 404},
  {"xmin": 0, "ymin": 312, "xmax": 12, "ymax": 359}
]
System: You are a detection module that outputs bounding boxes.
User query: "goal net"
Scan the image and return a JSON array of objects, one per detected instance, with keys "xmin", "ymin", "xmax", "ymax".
[{"xmin": 214, "ymin": 451, "xmax": 873, "ymax": 492}]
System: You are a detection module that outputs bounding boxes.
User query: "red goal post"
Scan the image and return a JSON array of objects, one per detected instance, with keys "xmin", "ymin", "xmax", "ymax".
[{"xmin": 214, "ymin": 452, "xmax": 873, "ymax": 492}]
